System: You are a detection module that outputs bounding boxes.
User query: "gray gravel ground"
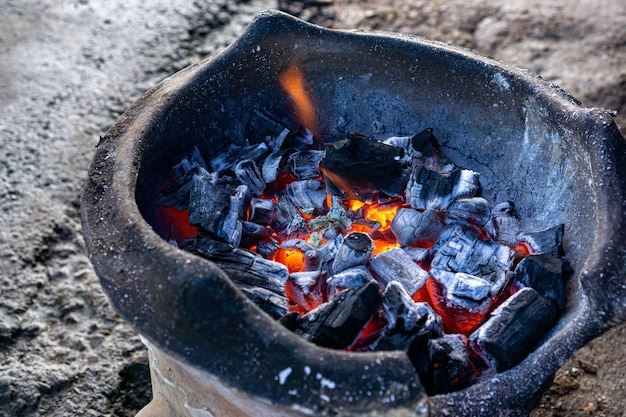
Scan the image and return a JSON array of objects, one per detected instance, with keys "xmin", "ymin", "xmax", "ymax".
[{"xmin": 1, "ymin": 1, "xmax": 624, "ymax": 416}]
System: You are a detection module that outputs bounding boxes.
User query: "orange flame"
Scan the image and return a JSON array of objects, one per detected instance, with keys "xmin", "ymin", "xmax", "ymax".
[{"xmin": 278, "ymin": 64, "xmax": 321, "ymax": 139}]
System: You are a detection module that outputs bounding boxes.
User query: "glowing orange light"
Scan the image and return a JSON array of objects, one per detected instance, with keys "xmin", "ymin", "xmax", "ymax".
[
  {"xmin": 371, "ymin": 239, "xmax": 400, "ymax": 255},
  {"xmin": 278, "ymin": 64, "xmax": 321, "ymax": 139},
  {"xmin": 274, "ymin": 248, "xmax": 305, "ymax": 273},
  {"xmin": 362, "ymin": 204, "xmax": 400, "ymax": 232}
]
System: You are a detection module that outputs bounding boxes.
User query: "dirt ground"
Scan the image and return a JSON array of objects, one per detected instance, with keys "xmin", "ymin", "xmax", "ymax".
[{"xmin": 0, "ymin": 0, "xmax": 624, "ymax": 416}]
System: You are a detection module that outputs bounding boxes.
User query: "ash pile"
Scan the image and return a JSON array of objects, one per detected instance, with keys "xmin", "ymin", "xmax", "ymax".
[{"xmin": 152, "ymin": 108, "xmax": 571, "ymax": 394}]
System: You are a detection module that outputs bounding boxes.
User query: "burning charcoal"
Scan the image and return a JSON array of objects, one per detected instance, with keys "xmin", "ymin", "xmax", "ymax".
[
  {"xmin": 327, "ymin": 266, "xmax": 374, "ymax": 290},
  {"xmin": 240, "ymin": 221, "xmax": 270, "ymax": 248},
  {"xmin": 513, "ymin": 253, "xmax": 568, "ymax": 310},
  {"xmin": 402, "ymin": 247, "xmax": 431, "ymax": 263},
  {"xmin": 518, "ymin": 224, "xmax": 565, "ymax": 255},
  {"xmin": 390, "ymin": 208, "xmax": 443, "ymax": 247},
  {"xmin": 154, "ymin": 166, "xmax": 216, "ymax": 210},
  {"xmin": 290, "ymin": 271, "xmax": 322, "ymax": 295},
  {"xmin": 431, "ymin": 225, "xmax": 513, "ymax": 294},
  {"xmin": 445, "ymin": 197, "xmax": 495, "ymax": 236},
  {"xmin": 431, "ymin": 269, "xmax": 491, "ymax": 304},
  {"xmin": 369, "ymin": 248, "xmax": 429, "ymax": 296},
  {"xmin": 209, "ymin": 142, "xmax": 269, "ymax": 174},
  {"xmin": 424, "ymin": 334, "xmax": 473, "ymax": 394},
  {"xmin": 492, "ymin": 201, "xmax": 520, "ymax": 246},
  {"xmin": 171, "ymin": 146, "xmax": 208, "ymax": 179},
  {"xmin": 282, "ymin": 239, "xmax": 319, "ymax": 270},
  {"xmin": 406, "ymin": 166, "xmax": 480, "ymax": 211},
  {"xmin": 377, "ymin": 282, "xmax": 443, "ymax": 353},
  {"xmin": 245, "ymin": 108, "xmax": 292, "ymax": 151},
  {"xmin": 315, "ymin": 234, "xmax": 342, "ymax": 274},
  {"xmin": 286, "ymin": 180, "xmax": 327, "ymax": 214},
  {"xmin": 261, "ymin": 149, "xmax": 293, "ymax": 183},
  {"xmin": 288, "ymin": 150, "xmax": 324, "ymax": 180},
  {"xmin": 275, "ymin": 196, "xmax": 309, "ymax": 239},
  {"xmin": 331, "ymin": 232, "xmax": 375, "ymax": 274},
  {"xmin": 470, "ymin": 287, "xmax": 558, "ymax": 372},
  {"xmin": 249, "ymin": 198, "xmax": 276, "ymax": 225},
  {"xmin": 234, "ymin": 160, "xmax": 265, "ymax": 197},
  {"xmin": 320, "ymin": 133, "xmax": 409, "ymax": 200},
  {"xmin": 383, "ymin": 135, "xmax": 411, "ymax": 149},
  {"xmin": 188, "ymin": 175, "xmax": 231, "ymax": 236},
  {"xmin": 256, "ymin": 237, "xmax": 279, "ymax": 259},
  {"xmin": 296, "ymin": 281, "xmax": 382, "ymax": 349}
]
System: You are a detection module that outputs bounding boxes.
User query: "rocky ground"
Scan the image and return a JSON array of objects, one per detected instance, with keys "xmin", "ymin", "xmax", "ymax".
[{"xmin": 0, "ymin": 1, "xmax": 624, "ymax": 416}]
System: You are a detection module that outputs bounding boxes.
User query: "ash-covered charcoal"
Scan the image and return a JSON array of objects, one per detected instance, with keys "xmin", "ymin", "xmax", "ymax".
[
  {"xmin": 216, "ymin": 204, "xmax": 242, "ymax": 247},
  {"xmin": 288, "ymin": 150, "xmax": 324, "ymax": 180},
  {"xmin": 369, "ymin": 248, "xmax": 429, "ymax": 296},
  {"xmin": 491, "ymin": 201, "xmax": 520, "ymax": 246},
  {"xmin": 518, "ymin": 224, "xmax": 565, "ymax": 255},
  {"xmin": 402, "ymin": 246, "xmax": 431, "ymax": 263},
  {"xmin": 445, "ymin": 197, "xmax": 495, "ymax": 237},
  {"xmin": 513, "ymin": 253, "xmax": 569, "ymax": 310},
  {"xmin": 249, "ymin": 198, "xmax": 276, "ymax": 225},
  {"xmin": 327, "ymin": 266, "xmax": 374, "ymax": 291},
  {"xmin": 275, "ymin": 196, "xmax": 309, "ymax": 239},
  {"xmin": 180, "ymin": 236, "xmax": 289, "ymax": 317},
  {"xmin": 245, "ymin": 107, "xmax": 293, "ymax": 151},
  {"xmin": 406, "ymin": 166, "xmax": 480, "ymax": 211},
  {"xmin": 234, "ymin": 160, "xmax": 265, "ymax": 197},
  {"xmin": 423, "ymin": 334, "xmax": 473, "ymax": 394},
  {"xmin": 231, "ymin": 185, "xmax": 250, "ymax": 220},
  {"xmin": 286, "ymin": 180, "xmax": 327, "ymax": 214},
  {"xmin": 391, "ymin": 208, "xmax": 443, "ymax": 247},
  {"xmin": 261, "ymin": 149, "xmax": 293, "ymax": 184},
  {"xmin": 431, "ymin": 225, "xmax": 513, "ymax": 295},
  {"xmin": 209, "ymin": 142, "xmax": 269, "ymax": 174},
  {"xmin": 238, "ymin": 285, "xmax": 288, "ymax": 319},
  {"xmin": 171, "ymin": 146, "xmax": 208, "ymax": 179},
  {"xmin": 331, "ymin": 232, "xmax": 375, "ymax": 274},
  {"xmin": 470, "ymin": 287, "xmax": 558, "ymax": 372},
  {"xmin": 240, "ymin": 221, "xmax": 270, "ymax": 248},
  {"xmin": 320, "ymin": 133, "xmax": 409, "ymax": 200},
  {"xmin": 256, "ymin": 237, "xmax": 279, "ymax": 259},
  {"xmin": 431, "ymin": 269, "xmax": 492, "ymax": 308},
  {"xmin": 188, "ymin": 174, "xmax": 232, "ymax": 236},
  {"xmin": 375, "ymin": 281, "xmax": 424, "ymax": 351},
  {"xmin": 295, "ymin": 281, "xmax": 382, "ymax": 349},
  {"xmin": 154, "ymin": 166, "xmax": 216, "ymax": 210},
  {"xmin": 289, "ymin": 271, "xmax": 322, "ymax": 296}
]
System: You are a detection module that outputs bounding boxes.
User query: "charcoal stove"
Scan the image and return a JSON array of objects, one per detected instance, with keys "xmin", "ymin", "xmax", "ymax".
[{"xmin": 81, "ymin": 10, "xmax": 626, "ymax": 417}]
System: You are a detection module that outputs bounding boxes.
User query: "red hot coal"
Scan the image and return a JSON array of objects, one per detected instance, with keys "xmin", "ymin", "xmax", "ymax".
[{"xmin": 151, "ymin": 65, "xmax": 570, "ymax": 395}]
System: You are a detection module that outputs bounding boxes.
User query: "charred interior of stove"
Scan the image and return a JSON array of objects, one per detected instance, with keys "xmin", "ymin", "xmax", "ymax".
[{"xmin": 134, "ymin": 15, "xmax": 600, "ymax": 414}]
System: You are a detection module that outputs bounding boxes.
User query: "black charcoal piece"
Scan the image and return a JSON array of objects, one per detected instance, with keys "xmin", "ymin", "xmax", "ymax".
[
  {"xmin": 382, "ymin": 281, "xmax": 420, "ymax": 332},
  {"xmin": 513, "ymin": 253, "xmax": 567, "ymax": 310},
  {"xmin": 209, "ymin": 142, "xmax": 269, "ymax": 174},
  {"xmin": 327, "ymin": 266, "xmax": 374, "ymax": 289},
  {"xmin": 171, "ymin": 146, "xmax": 209, "ymax": 179},
  {"xmin": 320, "ymin": 133, "xmax": 409, "ymax": 200},
  {"xmin": 217, "ymin": 207, "xmax": 242, "ymax": 247},
  {"xmin": 425, "ymin": 334, "xmax": 473, "ymax": 394},
  {"xmin": 288, "ymin": 150, "xmax": 325, "ymax": 180},
  {"xmin": 431, "ymin": 225, "xmax": 512, "ymax": 293},
  {"xmin": 275, "ymin": 194, "xmax": 300, "ymax": 225},
  {"xmin": 261, "ymin": 149, "xmax": 293, "ymax": 183},
  {"xmin": 240, "ymin": 221, "xmax": 270, "ymax": 248},
  {"xmin": 470, "ymin": 287, "xmax": 558, "ymax": 372},
  {"xmin": 286, "ymin": 180, "xmax": 327, "ymax": 213},
  {"xmin": 235, "ymin": 160, "xmax": 265, "ymax": 197},
  {"xmin": 390, "ymin": 208, "xmax": 443, "ymax": 247},
  {"xmin": 154, "ymin": 166, "xmax": 215, "ymax": 210},
  {"xmin": 445, "ymin": 197, "xmax": 494, "ymax": 234},
  {"xmin": 369, "ymin": 248, "xmax": 429, "ymax": 296},
  {"xmin": 406, "ymin": 166, "xmax": 480, "ymax": 211},
  {"xmin": 410, "ymin": 128, "xmax": 440, "ymax": 158},
  {"xmin": 245, "ymin": 108, "xmax": 293, "ymax": 151},
  {"xmin": 256, "ymin": 237, "xmax": 279, "ymax": 259},
  {"xmin": 297, "ymin": 281, "xmax": 382, "ymax": 349},
  {"xmin": 180, "ymin": 236, "xmax": 288, "ymax": 296},
  {"xmin": 406, "ymin": 302, "xmax": 444, "ymax": 375},
  {"xmin": 231, "ymin": 184, "xmax": 250, "ymax": 221},
  {"xmin": 188, "ymin": 175, "xmax": 232, "ymax": 236},
  {"xmin": 331, "ymin": 232, "xmax": 375, "ymax": 274},
  {"xmin": 492, "ymin": 201, "xmax": 520, "ymax": 246},
  {"xmin": 249, "ymin": 198, "xmax": 275, "ymax": 225},
  {"xmin": 239, "ymin": 285, "xmax": 288, "ymax": 319},
  {"xmin": 518, "ymin": 224, "xmax": 565, "ymax": 255}
]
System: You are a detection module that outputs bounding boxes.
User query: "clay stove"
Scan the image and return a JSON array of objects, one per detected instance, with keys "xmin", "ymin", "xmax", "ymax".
[{"xmin": 81, "ymin": 10, "xmax": 626, "ymax": 417}]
